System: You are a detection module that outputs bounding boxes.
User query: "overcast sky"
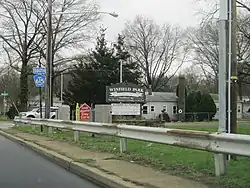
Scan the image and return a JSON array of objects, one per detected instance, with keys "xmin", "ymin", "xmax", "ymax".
[{"xmin": 97, "ymin": 0, "xmax": 207, "ymax": 42}]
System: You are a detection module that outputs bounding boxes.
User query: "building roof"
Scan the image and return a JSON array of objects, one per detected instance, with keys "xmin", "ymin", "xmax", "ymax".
[
  {"xmin": 210, "ymin": 93, "xmax": 219, "ymax": 102},
  {"xmin": 210, "ymin": 93, "xmax": 244, "ymax": 103},
  {"xmin": 146, "ymin": 92, "xmax": 178, "ymax": 102}
]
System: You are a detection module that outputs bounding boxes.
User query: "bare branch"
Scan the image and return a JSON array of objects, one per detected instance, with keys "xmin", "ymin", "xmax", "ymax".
[{"xmin": 123, "ymin": 15, "xmax": 188, "ymax": 91}]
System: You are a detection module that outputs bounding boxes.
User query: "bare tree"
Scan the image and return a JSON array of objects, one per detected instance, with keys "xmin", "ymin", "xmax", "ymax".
[
  {"xmin": 34, "ymin": 0, "xmax": 100, "ymax": 105},
  {"xmin": 187, "ymin": 12, "xmax": 250, "ymax": 95},
  {"xmin": 123, "ymin": 15, "xmax": 189, "ymax": 91},
  {"xmin": 0, "ymin": 0, "xmax": 100, "ymax": 109},
  {"xmin": 0, "ymin": 67, "xmax": 20, "ymax": 104},
  {"xmin": 186, "ymin": 21, "xmax": 219, "ymax": 92},
  {"xmin": 236, "ymin": 13, "xmax": 250, "ymax": 98},
  {"xmin": 0, "ymin": 0, "xmax": 47, "ymax": 110}
]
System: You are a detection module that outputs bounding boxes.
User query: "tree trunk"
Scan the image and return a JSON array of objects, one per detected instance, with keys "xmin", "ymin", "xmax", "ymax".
[{"xmin": 19, "ymin": 62, "xmax": 29, "ymax": 111}]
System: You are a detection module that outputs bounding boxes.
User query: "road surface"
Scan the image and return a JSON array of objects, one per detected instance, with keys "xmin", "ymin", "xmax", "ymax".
[{"xmin": 0, "ymin": 135, "xmax": 102, "ymax": 188}]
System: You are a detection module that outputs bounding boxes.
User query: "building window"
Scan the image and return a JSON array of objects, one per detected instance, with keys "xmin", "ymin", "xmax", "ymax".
[
  {"xmin": 151, "ymin": 106, "xmax": 155, "ymax": 112},
  {"xmin": 142, "ymin": 106, "xmax": 148, "ymax": 114},
  {"xmin": 173, "ymin": 106, "xmax": 177, "ymax": 114}
]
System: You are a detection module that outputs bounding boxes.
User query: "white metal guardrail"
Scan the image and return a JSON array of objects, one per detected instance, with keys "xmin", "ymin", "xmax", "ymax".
[{"xmin": 14, "ymin": 117, "xmax": 250, "ymax": 176}]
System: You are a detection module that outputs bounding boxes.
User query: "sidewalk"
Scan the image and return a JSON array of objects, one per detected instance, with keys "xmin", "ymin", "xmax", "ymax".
[{"xmin": 3, "ymin": 129, "xmax": 209, "ymax": 188}]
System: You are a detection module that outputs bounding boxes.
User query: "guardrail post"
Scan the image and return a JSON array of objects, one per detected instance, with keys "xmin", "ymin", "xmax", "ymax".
[
  {"xmin": 120, "ymin": 138, "xmax": 127, "ymax": 153},
  {"xmin": 74, "ymin": 131, "xmax": 80, "ymax": 142},
  {"xmin": 48, "ymin": 127, "xmax": 53, "ymax": 134},
  {"xmin": 32, "ymin": 125, "xmax": 36, "ymax": 130},
  {"xmin": 214, "ymin": 153, "xmax": 227, "ymax": 176}
]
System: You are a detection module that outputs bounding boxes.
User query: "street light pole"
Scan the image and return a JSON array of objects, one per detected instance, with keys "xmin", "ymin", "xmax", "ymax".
[
  {"xmin": 45, "ymin": 0, "xmax": 52, "ymax": 119},
  {"xmin": 120, "ymin": 61, "xmax": 123, "ymax": 83},
  {"xmin": 119, "ymin": 60, "xmax": 127, "ymax": 152},
  {"xmin": 231, "ymin": 0, "xmax": 238, "ymax": 136},
  {"xmin": 215, "ymin": 0, "xmax": 228, "ymax": 176}
]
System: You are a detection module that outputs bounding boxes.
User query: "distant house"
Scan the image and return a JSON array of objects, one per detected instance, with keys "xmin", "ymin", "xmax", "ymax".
[
  {"xmin": 240, "ymin": 96, "xmax": 250, "ymax": 119},
  {"xmin": 142, "ymin": 92, "xmax": 247, "ymax": 121},
  {"xmin": 142, "ymin": 92, "xmax": 178, "ymax": 120},
  {"xmin": 205, "ymin": 93, "xmax": 243, "ymax": 120}
]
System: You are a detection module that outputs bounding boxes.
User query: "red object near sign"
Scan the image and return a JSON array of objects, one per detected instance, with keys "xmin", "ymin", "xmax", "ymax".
[{"xmin": 79, "ymin": 103, "xmax": 91, "ymax": 121}]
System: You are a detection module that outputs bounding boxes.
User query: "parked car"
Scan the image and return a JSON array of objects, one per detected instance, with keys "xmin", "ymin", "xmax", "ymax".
[{"xmin": 19, "ymin": 107, "xmax": 58, "ymax": 119}]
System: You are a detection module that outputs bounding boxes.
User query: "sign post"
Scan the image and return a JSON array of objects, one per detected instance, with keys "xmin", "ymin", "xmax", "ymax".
[
  {"xmin": 79, "ymin": 103, "xmax": 91, "ymax": 122},
  {"xmin": 33, "ymin": 67, "xmax": 46, "ymax": 132},
  {"xmin": 75, "ymin": 103, "xmax": 79, "ymax": 121}
]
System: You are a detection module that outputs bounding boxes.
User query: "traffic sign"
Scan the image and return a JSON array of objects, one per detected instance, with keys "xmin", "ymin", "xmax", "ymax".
[
  {"xmin": 79, "ymin": 103, "xmax": 91, "ymax": 121},
  {"xmin": 33, "ymin": 67, "xmax": 46, "ymax": 75},
  {"xmin": 1, "ymin": 91, "xmax": 8, "ymax": 97},
  {"xmin": 33, "ymin": 75, "xmax": 46, "ymax": 87}
]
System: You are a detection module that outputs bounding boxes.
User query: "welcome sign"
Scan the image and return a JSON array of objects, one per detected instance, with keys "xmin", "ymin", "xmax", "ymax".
[{"xmin": 106, "ymin": 83, "xmax": 145, "ymax": 103}]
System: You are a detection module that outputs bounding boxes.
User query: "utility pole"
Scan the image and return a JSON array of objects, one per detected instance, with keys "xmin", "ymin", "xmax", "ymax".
[
  {"xmin": 45, "ymin": 0, "xmax": 52, "ymax": 119},
  {"xmin": 231, "ymin": 0, "xmax": 238, "ymax": 135}
]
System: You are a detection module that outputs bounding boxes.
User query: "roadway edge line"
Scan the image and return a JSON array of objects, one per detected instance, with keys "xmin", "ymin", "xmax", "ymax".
[{"xmin": 0, "ymin": 130, "xmax": 142, "ymax": 188}]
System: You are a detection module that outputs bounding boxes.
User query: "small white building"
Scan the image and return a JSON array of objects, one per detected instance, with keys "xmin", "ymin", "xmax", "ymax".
[
  {"xmin": 241, "ymin": 96, "xmax": 250, "ymax": 119},
  {"xmin": 142, "ymin": 92, "xmax": 178, "ymax": 120},
  {"xmin": 202, "ymin": 94, "xmax": 243, "ymax": 120},
  {"xmin": 142, "ymin": 92, "xmax": 247, "ymax": 121}
]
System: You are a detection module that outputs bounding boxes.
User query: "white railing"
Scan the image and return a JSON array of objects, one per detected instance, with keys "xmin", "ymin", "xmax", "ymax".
[{"xmin": 14, "ymin": 117, "xmax": 250, "ymax": 176}]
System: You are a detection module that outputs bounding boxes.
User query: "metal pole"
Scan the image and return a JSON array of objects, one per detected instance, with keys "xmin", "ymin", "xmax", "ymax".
[
  {"xmin": 119, "ymin": 60, "xmax": 127, "ymax": 153},
  {"xmin": 3, "ymin": 95, "xmax": 5, "ymax": 117},
  {"xmin": 228, "ymin": 0, "xmax": 232, "ymax": 135},
  {"xmin": 214, "ymin": 0, "xmax": 228, "ymax": 176},
  {"xmin": 231, "ymin": 0, "xmax": 238, "ymax": 134},
  {"xmin": 39, "ymin": 61, "xmax": 43, "ymax": 119},
  {"xmin": 50, "ymin": 41, "xmax": 53, "ymax": 107},
  {"xmin": 45, "ymin": 0, "xmax": 52, "ymax": 119},
  {"xmin": 39, "ymin": 88, "xmax": 42, "ymax": 118},
  {"xmin": 230, "ymin": 0, "xmax": 238, "ymax": 160},
  {"xmin": 60, "ymin": 72, "xmax": 63, "ymax": 102},
  {"xmin": 120, "ymin": 60, "xmax": 123, "ymax": 83},
  {"xmin": 219, "ymin": 0, "xmax": 228, "ymax": 134}
]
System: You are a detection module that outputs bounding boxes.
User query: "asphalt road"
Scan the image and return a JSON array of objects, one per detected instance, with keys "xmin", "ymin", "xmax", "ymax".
[{"xmin": 0, "ymin": 135, "xmax": 102, "ymax": 188}]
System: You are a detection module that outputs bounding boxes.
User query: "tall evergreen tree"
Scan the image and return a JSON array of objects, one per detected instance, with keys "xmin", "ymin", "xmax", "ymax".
[
  {"xmin": 185, "ymin": 91, "xmax": 216, "ymax": 121},
  {"xmin": 64, "ymin": 28, "xmax": 141, "ymax": 106}
]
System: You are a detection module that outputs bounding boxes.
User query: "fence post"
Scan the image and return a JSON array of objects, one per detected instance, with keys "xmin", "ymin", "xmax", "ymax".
[{"xmin": 74, "ymin": 131, "xmax": 80, "ymax": 142}]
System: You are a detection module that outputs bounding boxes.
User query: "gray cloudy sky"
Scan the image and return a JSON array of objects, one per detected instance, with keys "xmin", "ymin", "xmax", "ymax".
[{"xmin": 98, "ymin": 0, "xmax": 206, "ymax": 41}]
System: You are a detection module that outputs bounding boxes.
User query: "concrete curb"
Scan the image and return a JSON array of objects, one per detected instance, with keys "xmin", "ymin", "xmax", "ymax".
[{"xmin": 0, "ymin": 130, "xmax": 143, "ymax": 188}]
